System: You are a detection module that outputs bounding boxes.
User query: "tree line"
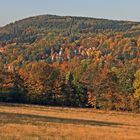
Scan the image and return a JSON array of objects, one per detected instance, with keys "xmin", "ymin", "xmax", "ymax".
[{"xmin": 0, "ymin": 60, "xmax": 140, "ymax": 111}]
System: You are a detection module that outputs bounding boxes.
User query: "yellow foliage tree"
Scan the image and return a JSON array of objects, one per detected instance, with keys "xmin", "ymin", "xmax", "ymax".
[{"xmin": 133, "ymin": 69, "xmax": 140, "ymax": 107}]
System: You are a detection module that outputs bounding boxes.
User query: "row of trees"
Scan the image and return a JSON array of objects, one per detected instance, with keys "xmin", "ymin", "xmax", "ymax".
[{"xmin": 0, "ymin": 61, "xmax": 140, "ymax": 111}]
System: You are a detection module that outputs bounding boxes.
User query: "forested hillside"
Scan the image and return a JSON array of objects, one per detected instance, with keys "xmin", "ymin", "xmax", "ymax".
[{"xmin": 0, "ymin": 15, "xmax": 140, "ymax": 111}]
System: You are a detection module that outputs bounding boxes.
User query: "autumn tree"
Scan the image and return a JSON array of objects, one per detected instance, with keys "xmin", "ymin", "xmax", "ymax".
[
  {"xmin": 133, "ymin": 69, "xmax": 140, "ymax": 108},
  {"xmin": 0, "ymin": 67, "xmax": 26, "ymax": 103},
  {"xmin": 19, "ymin": 61, "xmax": 60, "ymax": 104}
]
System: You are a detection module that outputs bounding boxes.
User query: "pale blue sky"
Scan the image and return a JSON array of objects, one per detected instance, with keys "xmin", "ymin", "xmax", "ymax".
[{"xmin": 0, "ymin": 0, "xmax": 140, "ymax": 26}]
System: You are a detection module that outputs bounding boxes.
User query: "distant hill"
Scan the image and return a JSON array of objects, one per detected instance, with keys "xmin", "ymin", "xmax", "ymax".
[{"xmin": 0, "ymin": 15, "xmax": 140, "ymax": 43}]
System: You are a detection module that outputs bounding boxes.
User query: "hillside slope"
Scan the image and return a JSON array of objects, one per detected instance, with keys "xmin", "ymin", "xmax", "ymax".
[{"xmin": 0, "ymin": 15, "xmax": 140, "ymax": 110}]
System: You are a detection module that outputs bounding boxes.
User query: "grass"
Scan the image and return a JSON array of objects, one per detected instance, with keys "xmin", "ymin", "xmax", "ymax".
[{"xmin": 0, "ymin": 103, "xmax": 140, "ymax": 140}]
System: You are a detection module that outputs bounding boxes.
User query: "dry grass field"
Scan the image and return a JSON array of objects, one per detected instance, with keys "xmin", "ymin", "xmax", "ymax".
[{"xmin": 0, "ymin": 103, "xmax": 140, "ymax": 140}]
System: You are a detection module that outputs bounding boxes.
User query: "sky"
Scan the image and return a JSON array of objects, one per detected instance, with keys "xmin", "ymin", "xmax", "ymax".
[{"xmin": 0, "ymin": 0, "xmax": 140, "ymax": 26}]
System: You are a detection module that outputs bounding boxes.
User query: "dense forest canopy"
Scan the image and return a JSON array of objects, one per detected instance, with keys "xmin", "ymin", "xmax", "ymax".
[{"xmin": 0, "ymin": 15, "xmax": 140, "ymax": 111}]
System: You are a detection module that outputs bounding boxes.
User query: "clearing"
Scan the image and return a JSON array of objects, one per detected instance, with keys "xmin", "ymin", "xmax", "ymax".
[{"xmin": 0, "ymin": 103, "xmax": 140, "ymax": 140}]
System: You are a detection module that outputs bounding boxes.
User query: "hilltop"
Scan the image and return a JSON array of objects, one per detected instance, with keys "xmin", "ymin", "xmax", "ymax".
[{"xmin": 0, "ymin": 15, "xmax": 140, "ymax": 43}]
